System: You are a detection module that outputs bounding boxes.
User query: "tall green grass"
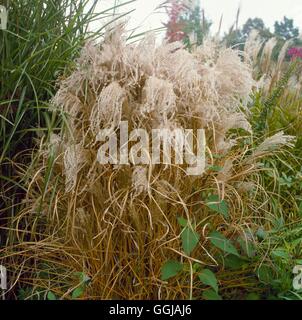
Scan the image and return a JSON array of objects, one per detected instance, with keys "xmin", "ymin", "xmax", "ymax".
[
  {"xmin": 249, "ymin": 54, "xmax": 302, "ymax": 299},
  {"xmin": 0, "ymin": 0, "xmax": 135, "ymax": 247}
]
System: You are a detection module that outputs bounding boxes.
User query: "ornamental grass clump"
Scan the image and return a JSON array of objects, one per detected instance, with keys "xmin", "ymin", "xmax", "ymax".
[{"xmin": 3, "ymin": 26, "xmax": 295, "ymax": 300}]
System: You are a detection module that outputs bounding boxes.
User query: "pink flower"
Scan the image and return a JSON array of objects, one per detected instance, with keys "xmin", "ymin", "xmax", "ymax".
[{"xmin": 288, "ymin": 47, "xmax": 302, "ymax": 60}]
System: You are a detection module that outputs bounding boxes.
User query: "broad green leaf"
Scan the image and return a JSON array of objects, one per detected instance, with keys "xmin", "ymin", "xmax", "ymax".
[
  {"xmin": 71, "ymin": 286, "xmax": 84, "ymax": 299},
  {"xmin": 74, "ymin": 271, "xmax": 91, "ymax": 284},
  {"xmin": 257, "ymin": 265, "xmax": 273, "ymax": 283},
  {"xmin": 198, "ymin": 269, "xmax": 218, "ymax": 293},
  {"xmin": 224, "ymin": 254, "xmax": 247, "ymax": 270},
  {"xmin": 206, "ymin": 195, "xmax": 229, "ymax": 219},
  {"xmin": 181, "ymin": 226, "xmax": 200, "ymax": 255},
  {"xmin": 271, "ymin": 248, "xmax": 291, "ymax": 261},
  {"xmin": 202, "ymin": 289, "xmax": 222, "ymax": 300},
  {"xmin": 161, "ymin": 260, "xmax": 183, "ymax": 281},
  {"xmin": 209, "ymin": 231, "xmax": 239, "ymax": 257},
  {"xmin": 177, "ymin": 217, "xmax": 188, "ymax": 227},
  {"xmin": 47, "ymin": 291, "xmax": 57, "ymax": 300}
]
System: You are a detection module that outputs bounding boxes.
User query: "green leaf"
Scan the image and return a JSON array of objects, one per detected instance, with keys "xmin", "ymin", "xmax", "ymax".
[
  {"xmin": 161, "ymin": 260, "xmax": 183, "ymax": 281},
  {"xmin": 206, "ymin": 195, "xmax": 229, "ymax": 219},
  {"xmin": 198, "ymin": 269, "xmax": 218, "ymax": 293},
  {"xmin": 47, "ymin": 291, "xmax": 57, "ymax": 300},
  {"xmin": 177, "ymin": 217, "xmax": 188, "ymax": 227},
  {"xmin": 181, "ymin": 226, "xmax": 200, "ymax": 255},
  {"xmin": 257, "ymin": 265, "xmax": 273, "ymax": 284},
  {"xmin": 76, "ymin": 272, "xmax": 91, "ymax": 284},
  {"xmin": 256, "ymin": 227, "xmax": 267, "ymax": 240},
  {"xmin": 71, "ymin": 286, "xmax": 84, "ymax": 299},
  {"xmin": 193, "ymin": 263, "xmax": 202, "ymax": 272},
  {"xmin": 209, "ymin": 231, "xmax": 239, "ymax": 257},
  {"xmin": 82, "ymin": 274, "xmax": 91, "ymax": 284},
  {"xmin": 224, "ymin": 254, "xmax": 247, "ymax": 270},
  {"xmin": 292, "ymin": 238, "xmax": 302, "ymax": 247},
  {"xmin": 272, "ymin": 217, "xmax": 284, "ymax": 230},
  {"xmin": 237, "ymin": 237, "xmax": 255, "ymax": 258},
  {"xmin": 202, "ymin": 289, "xmax": 222, "ymax": 300},
  {"xmin": 271, "ymin": 248, "xmax": 291, "ymax": 261}
]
